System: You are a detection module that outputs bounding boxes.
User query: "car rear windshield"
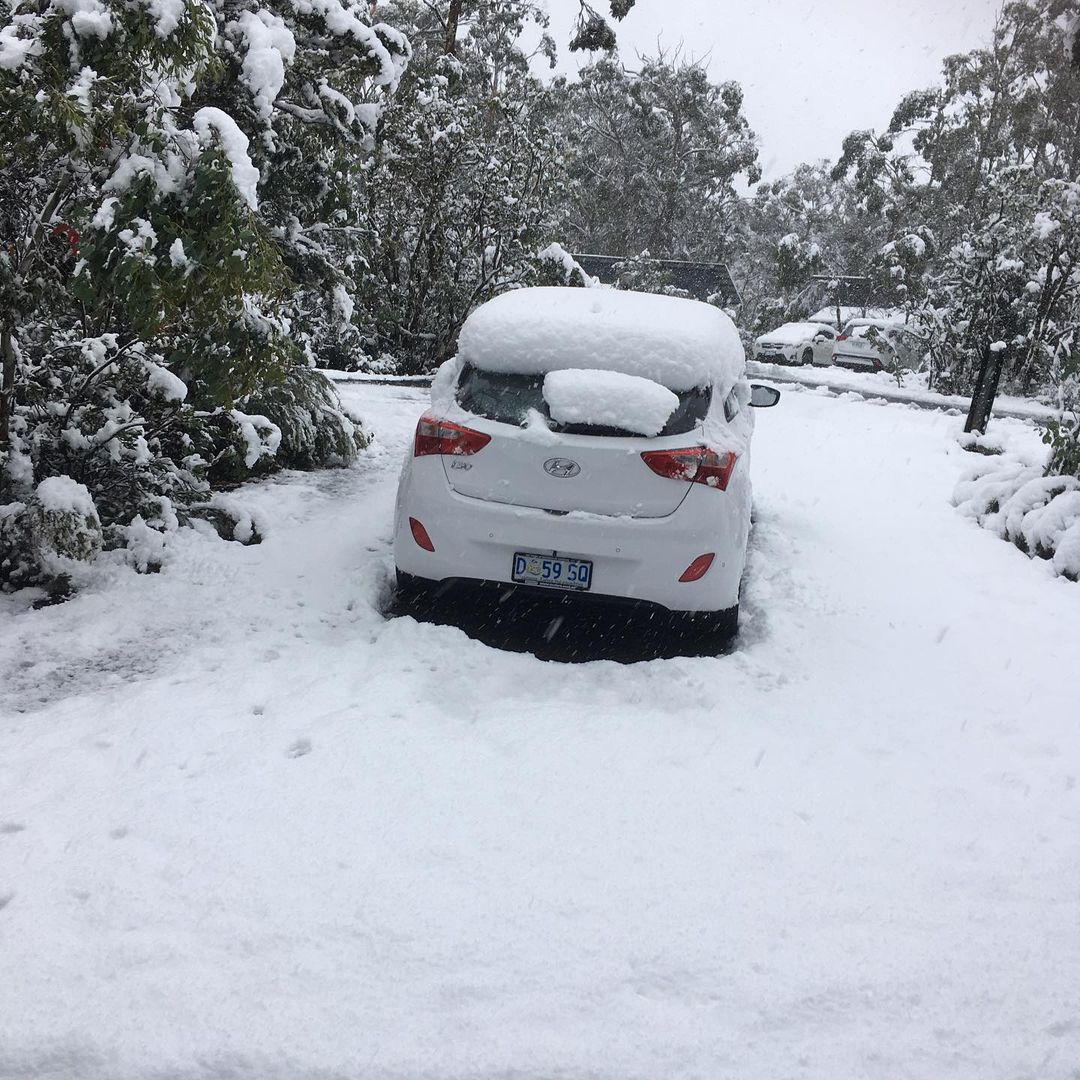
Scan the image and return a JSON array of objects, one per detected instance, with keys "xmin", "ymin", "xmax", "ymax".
[{"xmin": 455, "ymin": 364, "xmax": 712, "ymax": 437}]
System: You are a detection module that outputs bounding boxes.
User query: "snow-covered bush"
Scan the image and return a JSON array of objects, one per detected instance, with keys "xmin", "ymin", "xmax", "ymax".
[
  {"xmin": 0, "ymin": 476, "xmax": 102, "ymax": 588},
  {"xmin": 953, "ymin": 450, "xmax": 1080, "ymax": 581},
  {"xmin": 0, "ymin": 0, "xmax": 408, "ymax": 592},
  {"xmin": 249, "ymin": 367, "xmax": 366, "ymax": 469},
  {"xmin": 0, "ymin": 500, "xmax": 34, "ymax": 587},
  {"xmin": 28, "ymin": 476, "xmax": 103, "ymax": 569}
]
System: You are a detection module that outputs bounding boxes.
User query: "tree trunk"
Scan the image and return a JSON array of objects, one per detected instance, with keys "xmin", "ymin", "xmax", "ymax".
[
  {"xmin": 444, "ymin": 0, "xmax": 463, "ymax": 55},
  {"xmin": 0, "ymin": 324, "xmax": 16, "ymax": 450},
  {"xmin": 965, "ymin": 338, "xmax": 1005, "ymax": 435}
]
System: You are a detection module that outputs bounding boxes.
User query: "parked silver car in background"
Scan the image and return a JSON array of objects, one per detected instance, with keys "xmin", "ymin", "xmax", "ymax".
[{"xmin": 833, "ymin": 319, "xmax": 926, "ymax": 373}]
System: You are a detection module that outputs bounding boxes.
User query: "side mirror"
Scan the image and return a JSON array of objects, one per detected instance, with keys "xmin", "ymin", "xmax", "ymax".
[
  {"xmin": 749, "ymin": 383, "xmax": 781, "ymax": 408},
  {"xmin": 813, "ymin": 333, "xmax": 828, "ymax": 343}
]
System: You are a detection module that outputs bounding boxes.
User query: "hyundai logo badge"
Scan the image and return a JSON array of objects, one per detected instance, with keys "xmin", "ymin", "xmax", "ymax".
[{"xmin": 543, "ymin": 457, "xmax": 581, "ymax": 478}]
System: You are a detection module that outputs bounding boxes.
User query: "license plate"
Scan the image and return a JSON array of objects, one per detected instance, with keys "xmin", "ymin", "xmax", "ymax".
[{"xmin": 512, "ymin": 552, "xmax": 592, "ymax": 591}]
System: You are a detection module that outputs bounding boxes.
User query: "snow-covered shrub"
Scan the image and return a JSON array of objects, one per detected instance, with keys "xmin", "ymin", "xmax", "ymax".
[
  {"xmin": 240, "ymin": 367, "xmax": 367, "ymax": 471},
  {"xmin": 952, "ymin": 447, "xmax": 1080, "ymax": 580},
  {"xmin": 186, "ymin": 494, "xmax": 266, "ymax": 546},
  {"xmin": 28, "ymin": 476, "xmax": 103, "ymax": 568},
  {"xmin": 0, "ymin": 500, "xmax": 34, "ymax": 587},
  {"xmin": 999, "ymin": 474, "xmax": 1079, "ymax": 551},
  {"xmin": 0, "ymin": 477, "xmax": 102, "ymax": 587},
  {"xmin": 0, "ymin": 0, "xmax": 409, "ymax": 593}
]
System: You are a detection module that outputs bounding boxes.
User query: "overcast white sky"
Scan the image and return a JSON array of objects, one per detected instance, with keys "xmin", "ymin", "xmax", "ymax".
[{"xmin": 540, "ymin": 0, "xmax": 1001, "ymax": 181}]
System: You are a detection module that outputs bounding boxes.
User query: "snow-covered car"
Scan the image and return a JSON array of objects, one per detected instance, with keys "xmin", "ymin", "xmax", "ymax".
[
  {"xmin": 833, "ymin": 319, "xmax": 925, "ymax": 372},
  {"xmin": 393, "ymin": 287, "xmax": 780, "ymax": 639},
  {"xmin": 752, "ymin": 321, "xmax": 837, "ymax": 366}
]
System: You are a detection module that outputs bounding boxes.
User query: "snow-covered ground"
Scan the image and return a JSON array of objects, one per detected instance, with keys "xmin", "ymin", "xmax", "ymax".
[
  {"xmin": 746, "ymin": 360, "xmax": 1059, "ymax": 422},
  {"xmin": 2, "ymin": 386, "xmax": 1079, "ymax": 1080}
]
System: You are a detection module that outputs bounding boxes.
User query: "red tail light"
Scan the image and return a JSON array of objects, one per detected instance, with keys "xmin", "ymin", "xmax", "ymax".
[
  {"xmin": 409, "ymin": 517, "xmax": 435, "ymax": 551},
  {"xmin": 640, "ymin": 447, "xmax": 738, "ymax": 491},
  {"xmin": 414, "ymin": 414, "xmax": 491, "ymax": 457},
  {"xmin": 837, "ymin": 334, "xmax": 848, "ymax": 342},
  {"xmin": 679, "ymin": 553, "xmax": 715, "ymax": 582}
]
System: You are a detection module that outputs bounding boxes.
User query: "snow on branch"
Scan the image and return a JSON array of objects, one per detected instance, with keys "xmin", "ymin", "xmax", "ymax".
[{"xmin": 193, "ymin": 107, "xmax": 261, "ymax": 210}]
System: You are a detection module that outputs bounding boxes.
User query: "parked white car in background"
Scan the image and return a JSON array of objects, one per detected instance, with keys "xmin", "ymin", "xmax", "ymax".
[
  {"xmin": 394, "ymin": 287, "xmax": 780, "ymax": 639},
  {"xmin": 752, "ymin": 321, "xmax": 837, "ymax": 366},
  {"xmin": 833, "ymin": 318, "xmax": 926, "ymax": 373}
]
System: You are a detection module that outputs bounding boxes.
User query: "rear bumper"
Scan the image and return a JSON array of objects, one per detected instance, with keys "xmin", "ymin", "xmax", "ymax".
[
  {"xmin": 833, "ymin": 352, "xmax": 882, "ymax": 372},
  {"xmin": 394, "ymin": 456, "xmax": 749, "ymax": 613}
]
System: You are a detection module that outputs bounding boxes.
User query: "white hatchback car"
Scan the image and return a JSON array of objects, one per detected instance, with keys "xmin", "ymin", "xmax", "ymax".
[{"xmin": 393, "ymin": 287, "xmax": 779, "ymax": 639}]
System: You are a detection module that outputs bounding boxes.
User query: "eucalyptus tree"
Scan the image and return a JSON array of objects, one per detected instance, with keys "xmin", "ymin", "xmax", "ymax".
[{"xmin": 552, "ymin": 53, "xmax": 760, "ymax": 262}]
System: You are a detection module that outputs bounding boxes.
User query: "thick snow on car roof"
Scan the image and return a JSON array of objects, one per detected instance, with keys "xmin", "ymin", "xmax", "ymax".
[
  {"xmin": 456, "ymin": 286, "xmax": 744, "ymax": 391},
  {"xmin": 757, "ymin": 321, "xmax": 821, "ymax": 344}
]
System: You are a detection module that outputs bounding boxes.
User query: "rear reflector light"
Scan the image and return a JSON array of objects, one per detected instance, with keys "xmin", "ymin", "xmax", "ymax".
[
  {"xmin": 414, "ymin": 414, "xmax": 491, "ymax": 457},
  {"xmin": 679, "ymin": 553, "xmax": 715, "ymax": 582},
  {"xmin": 409, "ymin": 517, "xmax": 435, "ymax": 551},
  {"xmin": 640, "ymin": 447, "xmax": 738, "ymax": 491}
]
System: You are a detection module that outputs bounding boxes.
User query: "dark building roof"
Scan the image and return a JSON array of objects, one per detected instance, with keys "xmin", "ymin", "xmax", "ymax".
[
  {"xmin": 571, "ymin": 254, "xmax": 742, "ymax": 307},
  {"xmin": 810, "ymin": 274, "xmax": 874, "ymax": 307}
]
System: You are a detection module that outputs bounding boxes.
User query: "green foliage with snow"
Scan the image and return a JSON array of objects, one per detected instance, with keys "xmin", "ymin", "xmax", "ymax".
[
  {"xmin": 829, "ymin": 0, "xmax": 1080, "ymax": 413},
  {"xmin": 341, "ymin": 0, "xmax": 567, "ymax": 374},
  {"xmin": 552, "ymin": 54, "xmax": 759, "ymax": 264},
  {"xmin": 0, "ymin": 0, "xmax": 408, "ymax": 589}
]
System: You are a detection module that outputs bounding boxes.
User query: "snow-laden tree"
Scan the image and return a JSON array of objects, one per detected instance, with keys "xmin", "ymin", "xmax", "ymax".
[
  {"xmin": 829, "ymin": 0, "xmax": 1080, "ymax": 431},
  {"xmin": 0, "ymin": 0, "xmax": 409, "ymax": 587},
  {"xmin": 551, "ymin": 53, "xmax": 760, "ymax": 262},
  {"xmin": 725, "ymin": 163, "xmax": 885, "ymax": 337},
  {"xmin": 340, "ymin": 0, "xmax": 570, "ymax": 374}
]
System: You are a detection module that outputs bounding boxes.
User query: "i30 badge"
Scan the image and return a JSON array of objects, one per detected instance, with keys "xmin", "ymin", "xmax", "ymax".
[{"xmin": 543, "ymin": 457, "xmax": 581, "ymax": 478}]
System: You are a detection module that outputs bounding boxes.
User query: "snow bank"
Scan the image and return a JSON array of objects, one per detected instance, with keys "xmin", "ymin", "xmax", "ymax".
[
  {"xmin": 456, "ymin": 287, "xmax": 744, "ymax": 391},
  {"xmin": 543, "ymin": 368, "xmax": 678, "ymax": 437}
]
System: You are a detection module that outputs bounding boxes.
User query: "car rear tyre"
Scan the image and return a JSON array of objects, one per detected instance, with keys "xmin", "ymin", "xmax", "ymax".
[
  {"xmin": 680, "ymin": 604, "xmax": 739, "ymax": 654},
  {"xmin": 801, "ymin": 348, "xmax": 813, "ymax": 366},
  {"xmin": 395, "ymin": 569, "xmax": 437, "ymax": 610}
]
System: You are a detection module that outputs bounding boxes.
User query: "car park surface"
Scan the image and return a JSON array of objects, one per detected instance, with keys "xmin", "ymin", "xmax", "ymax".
[{"xmin": 3, "ymin": 382, "xmax": 1077, "ymax": 1080}]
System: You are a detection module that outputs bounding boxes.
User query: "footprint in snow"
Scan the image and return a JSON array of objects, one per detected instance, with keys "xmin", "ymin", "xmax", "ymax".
[
  {"xmin": 0, "ymin": 893, "xmax": 13, "ymax": 911},
  {"xmin": 0, "ymin": 823, "xmax": 26, "ymax": 835},
  {"xmin": 286, "ymin": 739, "xmax": 312, "ymax": 759}
]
